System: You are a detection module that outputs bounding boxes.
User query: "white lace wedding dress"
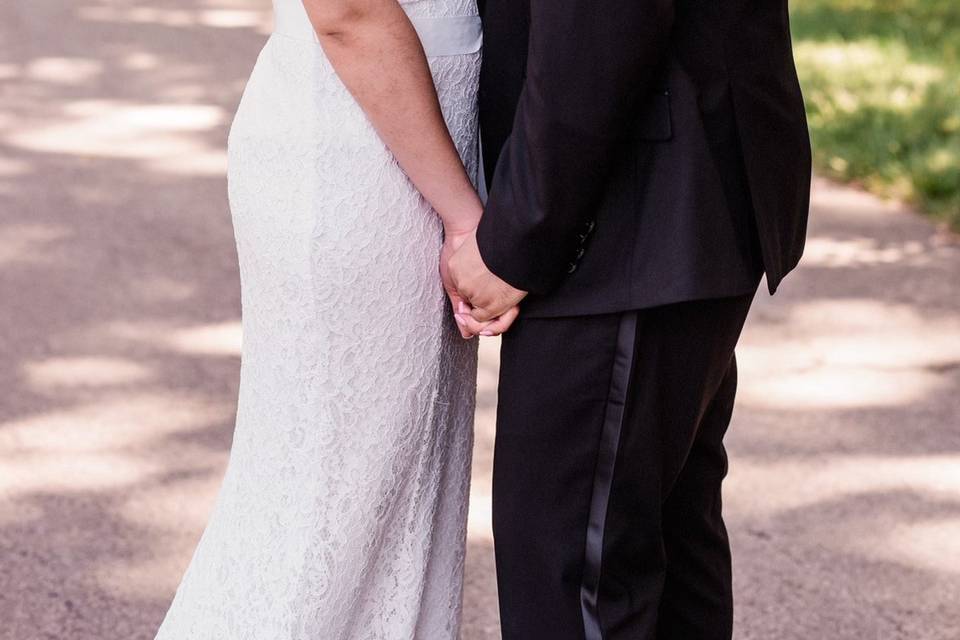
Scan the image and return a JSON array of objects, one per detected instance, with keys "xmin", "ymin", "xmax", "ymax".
[{"xmin": 155, "ymin": 1, "xmax": 480, "ymax": 638}]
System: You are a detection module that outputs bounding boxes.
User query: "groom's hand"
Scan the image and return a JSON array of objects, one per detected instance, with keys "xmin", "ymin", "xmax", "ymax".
[{"xmin": 449, "ymin": 230, "xmax": 527, "ymax": 330}]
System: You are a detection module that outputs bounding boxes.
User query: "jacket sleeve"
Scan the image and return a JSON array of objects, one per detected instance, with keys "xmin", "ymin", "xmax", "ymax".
[{"xmin": 476, "ymin": 0, "xmax": 675, "ymax": 294}]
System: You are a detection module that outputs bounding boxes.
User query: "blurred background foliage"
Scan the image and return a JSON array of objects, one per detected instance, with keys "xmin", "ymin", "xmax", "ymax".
[{"xmin": 791, "ymin": 0, "xmax": 960, "ymax": 228}]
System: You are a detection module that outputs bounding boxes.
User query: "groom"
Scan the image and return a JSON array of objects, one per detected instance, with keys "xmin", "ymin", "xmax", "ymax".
[{"xmin": 448, "ymin": 0, "xmax": 811, "ymax": 638}]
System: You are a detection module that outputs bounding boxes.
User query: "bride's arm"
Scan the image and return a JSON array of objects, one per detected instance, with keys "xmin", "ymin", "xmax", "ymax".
[{"xmin": 302, "ymin": 0, "xmax": 483, "ymax": 235}]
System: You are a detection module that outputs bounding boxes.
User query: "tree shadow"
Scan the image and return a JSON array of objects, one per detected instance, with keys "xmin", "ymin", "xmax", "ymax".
[{"xmin": 1, "ymin": 1, "xmax": 271, "ymax": 637}]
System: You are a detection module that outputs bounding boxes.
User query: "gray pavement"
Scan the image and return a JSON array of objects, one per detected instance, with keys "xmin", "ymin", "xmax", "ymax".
[{"xmin": 1, "ymin": 1, "xmax": 959, "ymax": 639}]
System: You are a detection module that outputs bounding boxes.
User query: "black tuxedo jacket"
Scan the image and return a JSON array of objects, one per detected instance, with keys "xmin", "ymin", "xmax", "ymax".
[{"xmin": 475, "ymin": 0, "xmax": 812, "ymax": 317}]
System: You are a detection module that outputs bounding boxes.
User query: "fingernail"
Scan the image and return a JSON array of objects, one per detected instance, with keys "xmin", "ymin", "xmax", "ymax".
[{"xmin": 480, "ymin": 330, "xmax": 494, "ymax": 337}]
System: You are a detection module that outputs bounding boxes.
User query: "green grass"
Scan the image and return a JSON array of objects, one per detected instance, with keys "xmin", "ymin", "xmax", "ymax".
[{"xmin": 790, "ymin": 0, "xmax": 960, "ymax": 228}]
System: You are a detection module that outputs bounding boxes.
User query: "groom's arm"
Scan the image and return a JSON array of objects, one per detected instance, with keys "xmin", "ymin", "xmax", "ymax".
[{"xmin": 477, "ymin": 0, "xmax": 675, "ymax": 294}]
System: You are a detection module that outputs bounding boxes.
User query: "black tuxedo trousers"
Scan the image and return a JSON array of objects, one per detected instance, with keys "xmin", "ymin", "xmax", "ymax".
[{"xmin": 492, "ymin": 292, "xmax": 755, "ymax": 640}]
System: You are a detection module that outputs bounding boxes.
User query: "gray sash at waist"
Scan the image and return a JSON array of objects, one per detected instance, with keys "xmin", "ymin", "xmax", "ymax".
[{"xmin": 273, "ymin": 9, "xmax": 482, "ymax": 58}]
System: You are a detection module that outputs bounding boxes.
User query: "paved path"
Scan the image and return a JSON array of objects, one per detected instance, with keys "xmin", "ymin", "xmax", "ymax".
[{"xmin": 1, "ymin": 1, "xmax": 959, "ymax": 638}]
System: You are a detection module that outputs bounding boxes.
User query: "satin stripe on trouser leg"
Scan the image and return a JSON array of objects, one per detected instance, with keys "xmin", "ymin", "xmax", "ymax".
[
  {"xmin": 492, "ymin": 292, "xmax": 755, "ymax": 640},
  {"xmin": 580, "ymin": 312, "xmax": 638, "ymax": 640}
]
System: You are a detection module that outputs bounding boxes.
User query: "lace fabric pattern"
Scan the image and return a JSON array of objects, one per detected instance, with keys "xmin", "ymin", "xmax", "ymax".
[{"xmin": 154, "ymin": 1, "xmax": 480, "ymax": 638}]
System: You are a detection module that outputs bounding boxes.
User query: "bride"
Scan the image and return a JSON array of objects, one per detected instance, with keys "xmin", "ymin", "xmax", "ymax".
[{"xmin": 155, "ymin": 0, "xmax": 505, "ymax": 637}]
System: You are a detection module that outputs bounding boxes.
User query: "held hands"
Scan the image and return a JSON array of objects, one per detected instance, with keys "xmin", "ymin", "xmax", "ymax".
[
  {"xmin": 444, "ymin": 229, "xmax": 527, "ymax": 339},
  {"xmin": 440, "ymin": 228, "xmax": 476, "ymax": 338}
]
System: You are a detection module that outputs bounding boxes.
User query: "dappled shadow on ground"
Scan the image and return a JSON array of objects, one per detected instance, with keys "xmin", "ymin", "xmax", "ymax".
[
  {"xmin": 1, "ymin": 2, "xmax": 959, "ymax": 640},
  {"xmin": 0, "ymin": 1, "xmax": 269, "ymax": 637},
  {"xmin": 726, "ymin": 179, "xmax": 960, "ymax": 639}
]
